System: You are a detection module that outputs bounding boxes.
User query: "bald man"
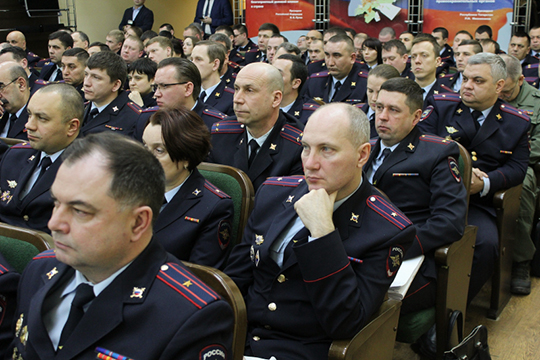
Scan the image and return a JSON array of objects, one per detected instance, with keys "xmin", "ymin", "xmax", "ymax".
[
  {"xmin": 6, "ymin": 31, "xmax": 40, "ymax": 69},
  {"xmin": 207, "ymin": 62, "xmax": 304, "ymax": 190},
  {"xmin": 0, "ymin": 62, "xmax": 32, "ymax": 139}
]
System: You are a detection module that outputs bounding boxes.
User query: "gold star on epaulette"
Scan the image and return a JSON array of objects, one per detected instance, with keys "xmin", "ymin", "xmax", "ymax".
[
  {"xmin": 193, "ymin": 189, "xmax": 201, "ymax": 196},
  {"xmin": 286, "ymin": 195, "xmax": 294, "ymax": 203},
  {"xmin": 226, "ymin": 78, "xmax": 231, "ymax": 83},
  {"xmin": 434, "ymin": 90, "xmax": 439, "ymax": 94},
  {"xmin": 457, "ymin": 108, "xmax": 463, "ymax": 114},
  {"xmin": 496, "ymin": 114, "xmax": 502, "ymax": 120},
  {"xmin": 351, "ymin": 82, "xmax": 356, "ymax": 87},
  {"xmin": 350, "ymin": 213, "xmax": 359, "ymax": 223},
  {"xmin": 270, "ymin": 143, "xmax": 277, "ymax": 150},
  {"xmin": 294, "ymin": 111, "xmax": 300, "ymax": 116},
  {"xmin": 407, "ymin": 143, "xmax": 415, "ymax": 150},
  {"xmin": 183, "ymin": 280, "xmax": 192, "ymax": 287},
  {"xmin": 112, "ymin": 106, "xmax": 119, "ymax": 112},
  {"xmin": 216, "ymin": 92, "xmax": 220, "ymax": 97}
]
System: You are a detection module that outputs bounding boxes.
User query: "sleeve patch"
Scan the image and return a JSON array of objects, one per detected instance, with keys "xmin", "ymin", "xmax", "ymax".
[
  {"xmin": 280, "ymin": 124, "xmax": 303, "ymax": 145},
  {"xmin": 263, "ymin": 176, "xmax": 305, "ymax": 187},
  {"xmin": 448, "ymin": 156, "xmax": 461, "ymax": 183},
  {"xmin": 420, "ymin": 106, "xmax": 434, "ymax": 121},
  {"xmin": 204, "ymin": 180, "xmax": 231, "ymax": 198},
  {"xmin": 156, "ymin": 262, "xmax": 220, "ymax": 309},
  {"xmin": 199, "ymin": 345, "xmax": 227, "ymax": 360},
  {"xmin": 366, "ymin": 195, "xmax": 412, "ymax": 230},
  {"xmin": 218, "ymin": 220, "xmax": 232, "ymax": 250},
  {"xmin": 386, "ymin": 246, "xmax": 404, "ymax": 278}
]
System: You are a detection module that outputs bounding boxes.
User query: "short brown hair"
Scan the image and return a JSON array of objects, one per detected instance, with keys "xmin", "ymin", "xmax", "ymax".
[{"xmin": 147, "ymin": 107, "xmax": 211, "ymax": 171}]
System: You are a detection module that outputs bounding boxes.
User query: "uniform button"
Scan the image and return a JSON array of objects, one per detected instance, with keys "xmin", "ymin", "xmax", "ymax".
[
  {"xmin": 268, "ymin": 302, "xmax": 277, "ymax": 311},
  {"xmin": 23, "ymin": 215, "xmax": 29, "ymax": 221},
  {"xmin": 277, "ymin": 274, "xmax": 286, "ymax": 283},
  {"xmin": 161, "ymin": 265, "xmax": 169, "ymax": 271},
  {"xmin": 253, "ymin": 336, "xmax": 260, "ymax": 341},
  {"xmin": 471, "ymin": 151, "xmax": 477, "ymax": 156},
  {"xmin": 472, "ymin": 156, "xmax": 478, "ymax": 161}
]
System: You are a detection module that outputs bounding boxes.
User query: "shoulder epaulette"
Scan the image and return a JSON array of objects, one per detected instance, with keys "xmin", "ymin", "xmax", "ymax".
[
  {"xmin": 28, "ymin": 52, "xmax": 39, "ymax": 58},
  {"xmin": 439, "ymin": 84, "xmax": 456, "ymax": 94},
  {"xmin": 280, "ymin": 124, "xmax": 303, "ymax": 145},
  {"xmin": 526, "ymin": 63, "xmax": 539, "ymax": 69},
  {"xmin": 33, "ymin": 249, "xmax": 56, "ymax": 260},
  {"xmin": 34, "ymin": 79, "xmax": 51, "ymax": 86},
  {"xmin": 203, "ymin": 108, "xmax": 227, "ymax": 120},
  {"xmin": 263, "ymin": 175, "xmax": 305, "ymax": 187},
  {"xmin": 354, "ymin": 102, "xmax": 366, "ymax": 109},
  {"xmin": 303, "ymin": 103, "xmax": 320, "ymax": 111},
  {"xmin": 142, "ymin": 106, "xmax": 159, "ymax": 112},
  {"xmin": 419, "ymin": 134, "xmax": 452, "ymax": 145},
  {"xmin": 358, "ymin": 71, "xmax": 368, "ymax": 78},
  {"xmin": 156, "ymin": 262, "xmax": 220, "ymax": 310},
  {"xmin": 229, "ymin": 62, "xmax": 240, "ymax": 69},
  {"xmin": 366, "ymin": 195, "xmax": 412, "ymax": 230},
  {"xmin": 309, "ymin": 70, "xmax": 329, "ymax": 79},
  {"xmin": 369, "ymin": 138, "xmax": 377, "ymax": 146},
  {"xmin": 500, "ymin": 103, "xmax": 530, "ymax": 122},
  {"xmin": 204, "ymin": 180, "xmax": 231, "ymax": 199},
  {"xmin": 127, "ymin": 102, "xmax": 143, "ymax": 114},
  {"xmin": 439, "ymin": 72, "xmax": 454, "ymax": 79},
  {"xmin": 11, "ymin": 142, "xmax": 32, "ymax": 149},
  {"xmin": 0, "ymin": 262, "xmax": 8, "ymax": 275},
  {"xmin": 224, "ymin": 86, "xmax": 234, "ymax": 94},
  {"xmin": 433, "ymin": 93, "xmax": 461, "ymax": 102},
  {"xmin": 211, "ymin": 120, "xmax": 245, "ymax": 134},
  {"xmin": 246, "ymin": 48, "xmax": 260, "ymax": 54}
]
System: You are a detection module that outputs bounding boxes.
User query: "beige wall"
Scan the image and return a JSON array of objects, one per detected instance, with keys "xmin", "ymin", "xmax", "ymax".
[{"xmin": 72, "ymin": 0, "xmax": 198, "ymax": 44}]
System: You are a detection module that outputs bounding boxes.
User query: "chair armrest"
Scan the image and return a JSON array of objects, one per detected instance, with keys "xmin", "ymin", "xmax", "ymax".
[{"xmin": 328, "ymin": 298, "xmax": 401, "ymax": 360}]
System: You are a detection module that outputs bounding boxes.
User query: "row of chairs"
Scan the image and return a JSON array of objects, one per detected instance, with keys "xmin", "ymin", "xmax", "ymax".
[{"xmin": 0, "ymin": 138, "xmax": 522, "ymax": 360}]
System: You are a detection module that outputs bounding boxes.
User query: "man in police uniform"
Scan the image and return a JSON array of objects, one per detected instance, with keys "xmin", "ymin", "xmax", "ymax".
[
  {"xmin": 306, "ymin": 39, "xmax": 326, "ymax": 76},
  {"xmin": 499, "ymin": 54, "xmax": 540, "ymax": 294},
  {"xmin": 419, "ymin": 53, "xmax": 530, "ymax": 302},
  {"xmin": 0, "ymin": 46, "xmax": 39, "ymax": 93},
  {"xmin": 61, "ymin": 47, "xmax": 88, "ymax": 99},
  {"xmin": 509, "ymin": 31, "xmax": 539, "ymax": 79},
  {"xmin": 39, "ymin": 31, "xmax": 73, "ymax": 82},
  {"xmin": 7, "ymin": 132, "xmax": 233, "ymax": 360},
  {"xmin": 273, "ymin": 54, "xmax": 319, "ymax": 124},
  {"xmin": 5, "ymin": 31, "xmax": 40, "ymax": 70},
  {"xmin": 431, "ymin": 27, "xmax": 455, "ymax": 68},
  {"xmin": 382, "ymin": 40, "xmax": 414, "ymax": 79},
  {"xmin": 192, "ymin": 41, "xmax": 235, "ymax": 116},
  {"xmin": 145, "ymin": 57, "xmax": 226, "ymax": 135},
  {"xmin": 0, "ymin": 62, "xmax": 31, "ymax": 140},
  {"xmin": 0, "ymin": 84, "xmax": 81, "ymax": 234},
  {"xmin": 230, "ymin": 24, "xmax": 261, "ymax": 66},
  {"xmin": 306, "ymin": 35, "xmax": 367, "ymax": 104},
  {"xmin": 224, "ymin": 102, "xmax": 415, "ymax": 360},
  {"xmin": 438, "ymin": 40, "xmax": 483, "ymax": 93},
  {"xmin": 410, "ymin": 34, "xmax": 446, "ymax": 106},
  {"xmin": 82, "ymin": 51, "xmax": 151, "ymax": 140},
  {"xmin": 366, "ymin": 77, "xmax": 467, "ymax": 315},
  {"xmin": 304, "ymin": 34, "xmax": 367, "ymax": 104},
  {"xmin": 208, "ymin": 62, "xmax": 304, "ymax": 191}
]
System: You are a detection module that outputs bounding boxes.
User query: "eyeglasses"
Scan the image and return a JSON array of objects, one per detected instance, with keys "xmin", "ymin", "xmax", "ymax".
[
  {"xmin": 0, "ymin": 78, "xmax": 18, "ymax": 92},
  {"xmin": 306, "ymin": 36, "xmax": 321, "ymax": 41},
  {"xmin": 151, "ymin": 82, "xmax": 188, "ymax": 92}
]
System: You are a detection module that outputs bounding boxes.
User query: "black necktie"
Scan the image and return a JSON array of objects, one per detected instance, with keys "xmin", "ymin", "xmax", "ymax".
[
  {"xmin": 471, "ymin": 110, "xmax": 482, "ymax": 130},
  {"xmin": 58, "ymin": 284, "xmax": 95, "ymax": 348},
  {"xmin": 37, "ymin": 156, "xmax": 52, "ymax": 180},
  {"xmin": 381, "ymin": 148, "xmax": 392, "ymax": 163},
  {"xmin": 331, "ymin": 81, "xmax": 342, "ymax": 101},
  {"xmin": 248, "ymin": 139, "xmax": 259, "ymax": 168},
  {"xmin": 89, "ymin": 108, "xmax": 99, "ymax": 119},
  {"xmin": 369, "ymin": 113, "xmax": 375, "ymax": 122},
  {"xmin": 203, "ymin": 0, "xmax": 210, "ymax": 17},
  {"xmin": 199, "ymin": 90, "xmax": 207, "ymax": 103}
]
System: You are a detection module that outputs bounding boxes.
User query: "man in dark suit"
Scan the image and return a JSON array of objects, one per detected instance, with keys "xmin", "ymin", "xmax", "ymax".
[
  {"xmin": 304, "ymin": 34, "xmax": 368, "ymax": 104},
  {"xmin": 39, "ymin": 31, "xmax": 73, "ymax": 82},
  {"xmin": 0, "ymin": 62, "xmax": 32, "ymax": 140},
  {"xmin": 366, "ymin": 77, "xmax": 467, "ymax": 315},
  {"xmin": 0, "ymin": 252, "xmax": 20, "ymax": 360},
  {"xmin": 82, "ymin": 51, "xmax": 151, "ymax": 140},
  {"xmin": 119, "ymin": 0, "xmax": 154, "ymax": 32},
  {"xmin": 194, "ymin": 0, "xmax": 233, "ymax": 36},
  {"xmin": 208, "ymin": 62, "xmax": 304, "ymax": 191},
  {"xmin": 419, "ymin": 52, "xmax": 530, "ymax": 302},
  {"xmin": 6, "ymin": 132, "xmax": 234, "ymax": 360},
  {"xmin": 0, "ymin": 84, "xmax": 81, "ymax": 234},
  {"xmin": 224, "ymin": 102, "xmax": 415, "ymax": 360}
]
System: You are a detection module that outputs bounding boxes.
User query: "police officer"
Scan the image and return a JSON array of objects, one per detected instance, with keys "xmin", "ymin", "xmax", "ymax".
[
  {"xmin": 0, "ymin": 62, "xmax": 31, "ymax": 140},
  {"xmin": 208, "ymin": 62, "xmax": 304, "ymax": 191},
  {"xmin": 438, "ymin": 40, "xmax": 483, "ymax": 93},
  {"xmin": 0, "ymin": 84, "xmax": 81, "ymax": 234},
  {"xmin": 419, "ymin": 52, "xmax": 530, "ymax": 302},
  {"xmin": 39, "ymin": 31, "xmax": 73, "ymax": 82},
  {"xmin": 7, "ymin": 132, "xmax": 233, "ymax": 360},
  {"xmin": 0, "ymin": 251, "xmax": 19, "ymax": 359},
  {"xmin": 224, "ymin": 102, "xmax": 415, "ymax": 360},
  {"xmin": 304, "ymin": 34, "xmax": 368, "ymax": 104},
  {"xmin": 366, "ymin": 77, "xmax": 467, "ymax": 315}
]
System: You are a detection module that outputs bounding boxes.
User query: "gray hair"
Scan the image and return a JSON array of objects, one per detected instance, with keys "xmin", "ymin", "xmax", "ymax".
[
  {"xmin": 499, "ymin": 54, "xmax": 522, "ymax": 81},
  {"xmin": 466, "ymin": 53, "xmax": 507, "ymax": 82}
]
